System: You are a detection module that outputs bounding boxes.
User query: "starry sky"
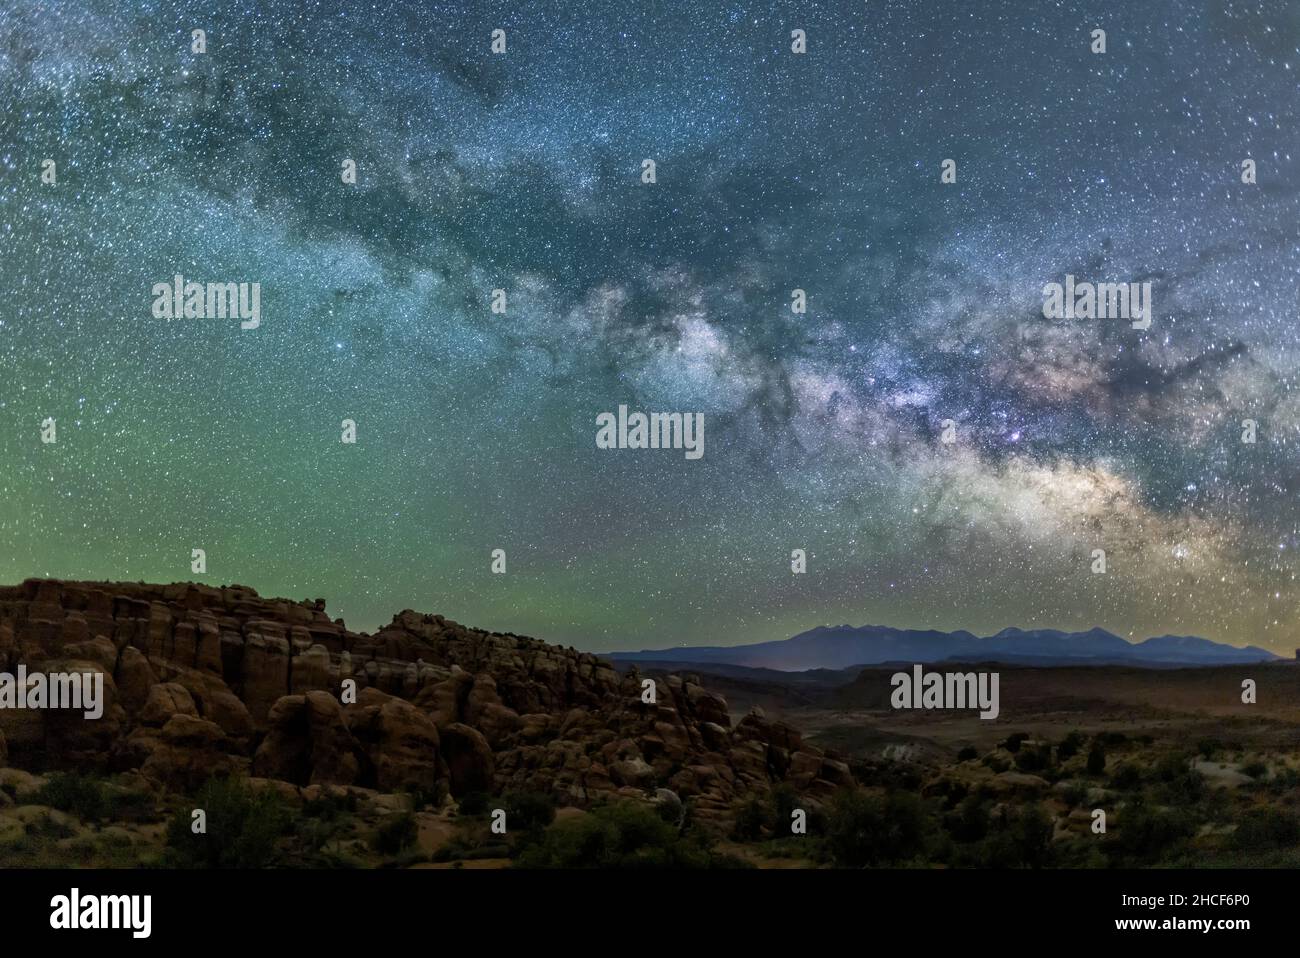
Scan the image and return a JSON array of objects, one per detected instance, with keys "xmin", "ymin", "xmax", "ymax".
[{"xmin": 2, "ymin": 0, "xmax": 1299, "ymax": 653}]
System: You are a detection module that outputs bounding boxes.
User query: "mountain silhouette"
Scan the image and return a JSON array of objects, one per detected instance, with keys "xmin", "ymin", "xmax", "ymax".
[{"xmin": 610, "ymin": 625, "xmax": 1280, "ymax": 671}]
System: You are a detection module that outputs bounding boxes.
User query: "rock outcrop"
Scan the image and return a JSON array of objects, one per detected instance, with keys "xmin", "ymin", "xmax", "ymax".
[{"xmin": 0, "ymin": 579, "xmax": 854, "ymax": 824}]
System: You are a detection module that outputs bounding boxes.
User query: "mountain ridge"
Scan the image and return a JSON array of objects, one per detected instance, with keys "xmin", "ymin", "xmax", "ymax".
[{"xmin": 608, "ymin": 624, "xmax": 1280, "ymax": 671}]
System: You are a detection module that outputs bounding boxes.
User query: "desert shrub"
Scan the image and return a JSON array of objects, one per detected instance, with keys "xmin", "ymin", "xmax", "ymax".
[
  {"xmin": 1268, "ymin": 766, "xmax": 1300, "ymax": 793},
  {"xmin": 983, "ymin": 755, "xmax": 1011, "ymax": 774},
  {"xmin": 1062, "ymin": 782, "xmax": 1090, "ymax": 808},
  {"xmin": 1154, "ymin": 752, "xmax": 1193, "ymax": 782},
  {"xmin": 165, "ymin": 776, "xmax": 291, "ymax": 868},
  {"xmin": 1110, "ymin": 803, "xmax": 1195, "ymax": 866},
  {"xmin": 1197, "ymin": 738, "xmax": 1223, "ymax": 760},
  {"xmin": 1086, "ymin": 743, "xmax": 1106, "ymax": 776},
  {"xmin": 516, "ymin": 802, "xmax": 745, "ymax": 869},
  {"xmin": 1241, "ymin": 761, "xmax": 1268, "ymax": 780},
  {"xmin": 1099, "ymin": 731, "xmax": 1128, "ymax": 747},
  {"xmin": 1154, "ymin": 766, "xmax": 1206, "ymax": 807},
  {"xmin": 1003, "ymin": 733, "xmax": 1029, "ymax": 754},
  {"xmin": 770, "ymin": 784, "xmax": 800, "ymax": 826},
  {"xmin": 976, "ymin": 804, "xmax": 1053, "ymax": 868},
  {"xmin": 732, "ymin": 797, "xmax": 768, "ymax": 840},
  {"xmin": 1057, "ymin": 731, "xmax": 1085, "ymax": 761},
  {"xmin": 106, "ymin": 788, "xmax": 156, "ymax": 824},
  {"xmin": 372, "ymin": 811, "xmax": 419, "ymax": 855},
  {"xmin": 502, "ymin": 790, "xmax": 556, "ymax": 836},
  {"xmin": 296, "ymin": 816, "xmax": 343, "ymax": 855},
  {"xmin": 956, "ymin": 745, "xmax": 978, "ymax": 762},
  {"xmin": 404, "ymin": 782, "xmax": 448, "ymax": 811},
  {"xmin": 943, "ymin": 794, "xmax": 990, "ymax": 843},
  {"xmin": 1231, "ymin": 807, "xmax": 1300, "ymax": 852},
  {"xmin": 826, "ymin": 789, "xmax": 934, "ymax": 867},
  {"xmin": 1110, "ymin": 764, "xmax": 1143, "ymax": 791},
  {"xmin": 1014, "ymin": 745, "xmax": 1050, "ymax": 773},
  {"xmin": 30, "ymin": 772, "xmax": 108, "ymax": 822}
]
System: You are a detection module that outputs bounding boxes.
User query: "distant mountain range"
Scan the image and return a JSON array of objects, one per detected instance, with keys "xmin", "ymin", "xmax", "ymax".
[{"xmin": 608, "ymin": 625, "xmax": 1282, "ymax": 671}]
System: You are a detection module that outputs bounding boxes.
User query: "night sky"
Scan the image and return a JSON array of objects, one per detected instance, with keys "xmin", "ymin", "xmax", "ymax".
[{"xmin": 2, "ymin": 1, "xmax": 1299, "ymax": 653}]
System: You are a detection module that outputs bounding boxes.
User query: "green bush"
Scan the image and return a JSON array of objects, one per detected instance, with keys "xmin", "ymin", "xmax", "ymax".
[
  {"xmin": 1061, "ymin": 782, "xmax": 1090, "ymax": 808},
  {"xmin": 1057, "ymin": 731, "xmax": 1085, "ymax": 761},
  {"xmin": 1003, "ymin": 733, "xmax": 1029, "ymax": 754},
  {"xmin": 1086, "ymin": 743, "xmax": 1106, "ymax": 776},
  {"xmin": 1014, "ymin": 745, "xmax": 1050, "ymax": 773},
  {"xmin": 1196, "ymin": 738, "xmax": 1222, "ymax": 760},
  {"xmin": 732, "ymin": 797, "xmax": 768, "ymax": 841},
  {"xmin": 1231, "ymin": 807, "xmax": 1300, "ymax": 852},
  {"xmin": 1109, "ymin": 803, "xmax": 1195, "ymax": 866},
  {"xmin": 770, "ymin": 784, "xmax": 800, "ymax": 827},
  {"xmin": 372, "ymin": 811, "xmax": 419, "ymax": 855},
  {"xmin": 30, "ymin": 773, "xmax": 108, "ymax": 822},
  {"xmin": 516, "ymin": 802, "xmax": 748, "ymax": 869},
  {"xmin": 977, "ymin": 804, "xmax": 1053, "ymax": 868},
  {"xmin": 1109, "ymin": 764, "xmax": 1143, "ymax": 790},
  {"xmin": 956, "ymin": 746, "xmax": 978, "ymax": 762},
  {"xmin": 165, "ymin": 776, "xmax": 291, "ymax": 868},
  {"xmin": 826, "ymin": 789, "xmax": 934, "ymax": 867},
  {"xmin": 1154, "ymin": 752, "xmax": 1192, "ymax": 782},
  {"xmin": 502, "ymin": 791, "xmax": 556, "ymax": 836},
  {"xmin": 942, "ymin": 794, "xmax": 990, "ymax": 843}
]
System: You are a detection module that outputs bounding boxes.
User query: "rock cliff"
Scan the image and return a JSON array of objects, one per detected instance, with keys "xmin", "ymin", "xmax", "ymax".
[{"xmin": 0, "ymin": 580, "xmax": 852, "ymax": 824}]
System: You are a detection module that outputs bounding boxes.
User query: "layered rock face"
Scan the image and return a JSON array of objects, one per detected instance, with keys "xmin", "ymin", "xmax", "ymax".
[{"xmin": 0, "ymin": 580, "xmax": 852, "ymax": 823}]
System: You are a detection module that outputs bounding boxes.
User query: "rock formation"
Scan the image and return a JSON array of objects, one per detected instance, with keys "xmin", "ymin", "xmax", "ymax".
[{"xmin": 0, "ymin": 580, "xmax": 852, "ymax": 824}]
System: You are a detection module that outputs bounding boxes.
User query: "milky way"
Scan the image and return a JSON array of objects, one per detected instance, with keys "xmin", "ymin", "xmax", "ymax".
[{"xmin": 2, "ymin": 0, "xmax": 1299, "ymax": 652}]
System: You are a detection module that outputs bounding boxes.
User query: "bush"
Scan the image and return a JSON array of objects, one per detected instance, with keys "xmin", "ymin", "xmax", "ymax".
[
  {"xmin": 165, "ymin": 776, "xmax": 291, "ymax": 868},
  {"xmin": 978, "ymin": 804, "xmax": 1053, "ymax": 868},
  {"xmin": 956, "ymin": 746, "xmax": 978, "ymax": 762},
  {"xmin": 732, "ymin": 798, "xmax": 768, "ymax": 841},
  {"xmin": 1241, "ymin": 761, "xmax": 1268, "ymax": 780},
  {"xmin": 1003, "ymin": 733, "xmax": 1029, "ymax": 754},
  {"xmin": 372, "ymin": 812, "xmax": 419, "ymax": 855},
  {"xmin": 1057, "ymin": 731, "xmax": 1085, "ymax": 761},
  {"xmin": 502, "ymin": 791, "xmax": 556, "ymax": 836},
  {"xmin": 770, "ymin": 784, "xmax": 800, "ymax": 827},
  {"xmin": 1014, "ymin": 746, "xmax": 1050, "ymax": 773},
  {"xmin": 1232, "ymin": 808, "xmax": 1300, "ymax": 852},
  {"xmin": 1086, "ymin": 743, "xmax": 1106, "ymax": 776},
  {"xmin": 516, "ymin": 802, "xmax": 746, "ymax": 869},
  {"xmin": 1061, "ymin": 782, "xmax": 1090, "ymax": 808},
  {"xmin": 827, "ymin": 789, "xmax": 934, "ymax": 867},
  {"xmin": 1110, "ymin": 764, "xmax": 1143, "ymax": 791},
  {"xmin": 1154, "ymin": 752, "xmax": 1192, "ymax": 782},
  {"xmin": 404, "ymin": 782, "xmax": 448, "ymax": 811},
  {"xmin": 943, "ymin": 794, "xmax": 990, "ymax": 843},
  {"xmin": 1197, "ymin": 738, "xmax": 1222, "ymax": 760},
  {"xmin": 30, "ymin": 773, "xmax": 108, "ymax": 823},
  {"xmin": 1110, "ymin": 803, "xmax": 1195, "ymax": 865}
]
